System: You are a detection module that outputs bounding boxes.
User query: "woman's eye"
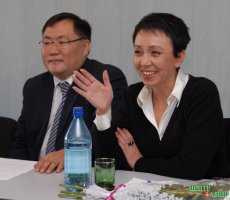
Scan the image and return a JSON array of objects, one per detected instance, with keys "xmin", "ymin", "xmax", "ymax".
[
  {"xmin": 134, "ymin": 50, "xmax": 142, "ymax": 56},
  {"xmin": 151, "ymin": 51, "xmax": 161, "ymax": 56}
]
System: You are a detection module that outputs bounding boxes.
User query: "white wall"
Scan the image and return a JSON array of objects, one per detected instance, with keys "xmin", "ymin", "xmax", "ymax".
[{"xmin": 0, "ymin": 0, "xmax": 230, "ymax": 119}]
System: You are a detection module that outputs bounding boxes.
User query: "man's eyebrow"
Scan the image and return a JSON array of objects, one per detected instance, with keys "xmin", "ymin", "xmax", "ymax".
[{"xmin": 42, "ymin": 35, "xmax": 67, "ymax": 39}]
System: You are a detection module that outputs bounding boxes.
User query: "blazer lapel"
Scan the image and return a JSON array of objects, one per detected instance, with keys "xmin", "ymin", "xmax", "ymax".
[
  {"xmin": 34, "ymin": 74, "xmax": 54, "ymax": 158},
  {"xmin": 56, "ymin": 58, "xmax": 92, "ymax": 137}
]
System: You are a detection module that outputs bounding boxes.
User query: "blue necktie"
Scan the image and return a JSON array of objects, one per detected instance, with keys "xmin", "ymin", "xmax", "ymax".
[{"xmin": 46, "ymin": 81, "xmax": 70, "ymax": 154}]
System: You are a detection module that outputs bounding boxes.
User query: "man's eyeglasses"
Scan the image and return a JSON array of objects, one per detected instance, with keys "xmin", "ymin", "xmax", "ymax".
[{"xmin": 39, "ymin": 37, "xmax": 86, "ymax": 49}]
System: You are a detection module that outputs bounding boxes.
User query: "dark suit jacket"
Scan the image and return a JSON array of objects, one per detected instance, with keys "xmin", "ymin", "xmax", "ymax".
[{"xmin": 9, "ymin": 58, "xmax": 128, "ymax": 161}]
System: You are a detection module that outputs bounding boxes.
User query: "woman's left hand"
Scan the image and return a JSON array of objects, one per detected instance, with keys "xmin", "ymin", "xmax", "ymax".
[{"xmin": 115, "ymin": 127, "xmax": 143, "ymax": 169}]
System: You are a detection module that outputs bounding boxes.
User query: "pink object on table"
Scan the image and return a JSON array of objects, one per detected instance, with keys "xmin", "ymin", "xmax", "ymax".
[{"xmin": 105, "ymin": 184, "xmax": 126, "ymax": 200}]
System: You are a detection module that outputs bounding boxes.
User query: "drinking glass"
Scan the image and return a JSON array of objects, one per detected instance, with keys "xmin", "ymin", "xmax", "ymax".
[{"xmin": 94, "ymin": 158, "xmax": 115, "ymax": 191}]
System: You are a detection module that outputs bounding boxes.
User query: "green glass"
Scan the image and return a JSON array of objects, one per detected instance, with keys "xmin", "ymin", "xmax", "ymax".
[{"xmin": 94, "ymin": 158, "xmax": 115, "ymax": 191}]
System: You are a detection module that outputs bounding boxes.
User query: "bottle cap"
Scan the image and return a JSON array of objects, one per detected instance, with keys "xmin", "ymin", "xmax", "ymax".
[{"xmin": 73, "ymin": 107, "xmax": 83, "ymax": 117}]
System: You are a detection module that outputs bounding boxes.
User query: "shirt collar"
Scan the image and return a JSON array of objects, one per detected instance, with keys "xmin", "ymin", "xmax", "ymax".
[
  {"xmin": 137, "ymin": 70, "xmax": 189, "ymax": 108},
  {"xmin": 137, "ymin": 85, "xmax": 150, "ymax": 108},
  {"xmin": 53, "ymin": 76, "xmax": 73, "ymax": 87},
  {"xmin": 170, "ymin": 70, "xmax": 189, "ymax": 106}
]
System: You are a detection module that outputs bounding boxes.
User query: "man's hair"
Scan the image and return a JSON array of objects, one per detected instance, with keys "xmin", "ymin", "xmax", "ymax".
[
  {"xmin": 42, "ymin": 12, "xmax": 91, "ymax": 41},
  {"xmin": 132, "ymin": 13, "xmax": 191, "ymax": 57}
]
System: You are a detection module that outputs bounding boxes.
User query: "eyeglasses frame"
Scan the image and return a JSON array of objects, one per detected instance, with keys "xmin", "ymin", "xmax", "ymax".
[{"xmin": 38, "ymin": 37, "xmax": 86, "ymax": 48}]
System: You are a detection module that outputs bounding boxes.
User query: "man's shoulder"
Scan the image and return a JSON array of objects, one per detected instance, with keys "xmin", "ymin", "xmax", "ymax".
[
  {"xmin": 85, "ymin": 58, "xmax": 127, "ymax": 81},
  {"xmin": 26, "ymin": 71, "xmax": 51, "ymax": 82},
  {"xmin": 24, "ymin": 71, "xmax": 53, "ymax": 88},
  {"xmin": 85, "ymin": 58, "xmax": 123, "ymax": 73}
]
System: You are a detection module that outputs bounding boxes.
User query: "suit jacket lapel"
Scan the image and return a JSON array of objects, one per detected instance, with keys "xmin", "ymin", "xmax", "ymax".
[
  {"xmin": 56, "ymin": 58, "xmax": 92, "ymax": 137},
  {"xmin": 34, "ymin": 73, "xmax": 54, "ymax": 158}
]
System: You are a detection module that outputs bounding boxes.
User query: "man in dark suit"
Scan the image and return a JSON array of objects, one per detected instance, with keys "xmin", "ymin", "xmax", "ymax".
[{"xmin": 9, "ymin": 12, "xmax": 128, "ymax": 173}]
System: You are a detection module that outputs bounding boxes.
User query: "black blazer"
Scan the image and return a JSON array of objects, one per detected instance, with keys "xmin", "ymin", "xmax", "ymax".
[{"xmin": 9, "ymin": 58, "xmax": 128, "ymax": 160}]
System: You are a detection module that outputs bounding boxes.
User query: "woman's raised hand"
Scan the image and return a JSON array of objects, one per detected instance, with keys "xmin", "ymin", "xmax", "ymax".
[{"xmin": 72, "ymin": 69, "xmax": 113, "ymax": 115}]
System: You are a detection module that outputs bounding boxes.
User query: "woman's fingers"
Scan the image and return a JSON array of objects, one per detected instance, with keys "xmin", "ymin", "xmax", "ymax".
[{"xmin": 116, "ymin": 128, "xmax": 134, "ymax": 147}]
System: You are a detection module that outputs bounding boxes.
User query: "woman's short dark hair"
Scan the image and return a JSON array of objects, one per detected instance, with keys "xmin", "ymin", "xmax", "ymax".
[
  {"xmin": 42, "ymin": 12, "xmax": 91, "ymax": 41},
  {"xmin": 132, "ymin": 13, "xmax": 191, "ymax": 57}
]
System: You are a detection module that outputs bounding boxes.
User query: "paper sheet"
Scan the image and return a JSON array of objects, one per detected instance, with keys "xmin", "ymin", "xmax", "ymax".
[{"xmin": 0, "ymin": 158, "xmax": 36, "ymax": 180}]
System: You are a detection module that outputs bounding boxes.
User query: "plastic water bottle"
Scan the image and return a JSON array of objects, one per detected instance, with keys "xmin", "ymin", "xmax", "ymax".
[{"xmin": 64, "ymin": 107, "xmax": 92, "ymax": 190}]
